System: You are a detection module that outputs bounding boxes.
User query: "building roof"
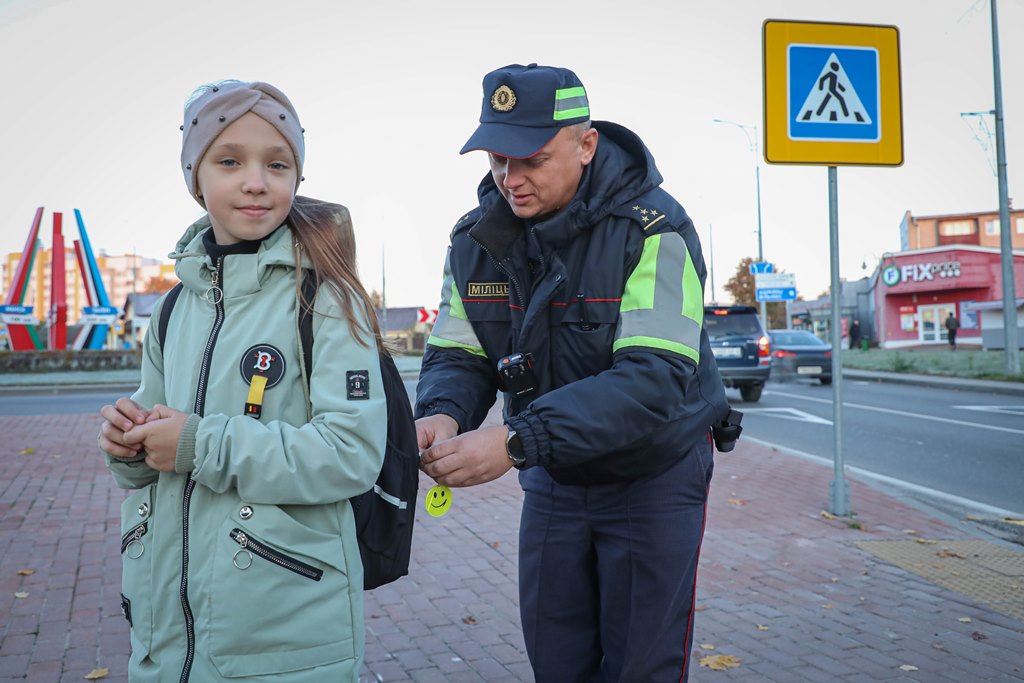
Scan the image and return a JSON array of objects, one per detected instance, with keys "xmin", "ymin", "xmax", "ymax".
[
  {"xmin": 376, "ymin": 306, "xmax": 420, "ymax": 333},
  {"xmin": 124, "ymin": 293, "xmax": 162, "ymax": 318}
]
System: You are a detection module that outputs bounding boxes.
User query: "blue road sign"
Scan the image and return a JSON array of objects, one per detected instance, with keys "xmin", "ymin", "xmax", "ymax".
[
  {"xmin": 83, "ymin": 305, "xmax": 119, "ymax": 315},
  {"xmin": 0, "ymin": 305, "xmax": 33, "ymax": 314},
  {"xmin": 788, "ymin": 44, "xmax": 879, "ymax": 142},
  {"xmin": 749, "ymin": 262, "xmax": 775, "ymax": 275},
  {"xmin": 756, "ymin": 287, "xmax": 797, "ymax": 302}
]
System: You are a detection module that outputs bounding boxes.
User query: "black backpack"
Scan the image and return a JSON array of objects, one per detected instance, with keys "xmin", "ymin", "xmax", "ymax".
[{"xmin": 157, "ymin": 277, "xmax": 418, "ymax": 590}]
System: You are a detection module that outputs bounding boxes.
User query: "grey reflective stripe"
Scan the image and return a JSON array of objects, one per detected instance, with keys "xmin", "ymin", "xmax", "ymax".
[
  {"xmin": 374, "ymin": 484, "xmax": 407, "ymax": 510},
  {"xmin": 555, "ymin": 95, "xmax": 588, "ymax": 112},
  {"xmin": 426, "ymin": 256, "xmax": 486, "ymax": 357},
  {"xmin": 615, "ymin": 232, "xmax": 702, "ymax": 360}
]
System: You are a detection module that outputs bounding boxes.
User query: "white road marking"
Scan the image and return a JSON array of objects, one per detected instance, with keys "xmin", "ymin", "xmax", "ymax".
[
  {"xmin": 764, "ymin": 389, "xmax": 1024, "ymax": 436},
  {"xmin": 740, "ymin": 407, "xmax": 832, "ymax": 425},
  {"xmin": 953, "ymin": 405, "xmax": 1024, "ymax": 417}
]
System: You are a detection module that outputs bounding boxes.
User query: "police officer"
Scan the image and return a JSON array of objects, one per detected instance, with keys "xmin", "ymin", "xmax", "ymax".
[{"xmin": 416, "ymin": 64, "xmax": 735, "ymax": 682}]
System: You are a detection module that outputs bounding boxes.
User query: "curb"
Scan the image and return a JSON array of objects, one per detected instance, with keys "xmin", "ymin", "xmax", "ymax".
[{"xmin": 843, "ymin": 368, "xmax": 1024, "ymax": 396}]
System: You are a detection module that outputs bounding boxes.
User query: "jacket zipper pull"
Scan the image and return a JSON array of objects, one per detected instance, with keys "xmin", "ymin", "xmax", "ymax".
[
  {"xmin": 206, "ymin": 260, "xmax": 224, "ymax": 305},
  {"xmin": 232, "ymin": 531, "xmax": 253, "ymax": 570}
]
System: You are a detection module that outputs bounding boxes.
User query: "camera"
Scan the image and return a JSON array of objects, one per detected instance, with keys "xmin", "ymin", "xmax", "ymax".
[{"xmin": 497, "ymin": 352, "xmax": 537, "ymax": 396}]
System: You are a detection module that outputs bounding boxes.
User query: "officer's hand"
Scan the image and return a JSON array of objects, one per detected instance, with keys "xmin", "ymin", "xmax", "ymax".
[
  {"xmin": 415, "ymin": 414, "xmax": 459, "ymax": 453},
  {"xmin": 420, "ymin": 425, "xmax": 513, "ymax": 487},
  {"xmin": 122, "ymin": 404, "xmax": 189, "ymax": 472},
  {"xmin": 99, "ymin": 397, "xmax": 150, "ymax": 459}
]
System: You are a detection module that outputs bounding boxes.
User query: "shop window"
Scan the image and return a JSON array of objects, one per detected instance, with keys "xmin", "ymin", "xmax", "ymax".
[
  {"xmin": 1017, "ymin": 217, "xmax": 1024, "ymax": 234},
  {"xmin": 940, "ymin": 220, "xmax": 974, "ymax": 236},
  {"xmin": 985, "ymin": 219, "xmax": 1000, "ymax": 236}
]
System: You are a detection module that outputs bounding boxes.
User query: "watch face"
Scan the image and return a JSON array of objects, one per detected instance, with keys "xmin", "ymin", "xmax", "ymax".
[{"xmin": 506, "ymin": 430, "xmax": 526, "ymax": 465}]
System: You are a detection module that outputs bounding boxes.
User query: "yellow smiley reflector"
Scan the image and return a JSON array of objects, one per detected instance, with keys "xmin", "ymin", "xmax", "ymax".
[{"xmin": 425, "ymin": 485, "xmax": 452, "ymax": 517}]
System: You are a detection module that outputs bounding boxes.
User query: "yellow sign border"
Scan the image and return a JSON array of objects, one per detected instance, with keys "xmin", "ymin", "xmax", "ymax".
[{"xmin": 763, "ymin": 19, "xmax": 903, "ymax": 166}]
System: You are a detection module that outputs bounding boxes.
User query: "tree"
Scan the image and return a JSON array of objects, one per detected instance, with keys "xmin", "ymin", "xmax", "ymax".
[
  {"xmin": 141, "ymin": 275, "xmax": 178, "ymax": 293},
  {"xmin": 723, "ymin": 257, "xmax": 756, "ymax": 306},
  {"xmin": 369, "ymin": 289, "xmax": 383, "ymax": 308}
]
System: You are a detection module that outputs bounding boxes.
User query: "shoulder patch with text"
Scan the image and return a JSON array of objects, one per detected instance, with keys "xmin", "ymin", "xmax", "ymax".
[
  {"xmin": 347, "ymin": 370, "xmax": 370, "ymax": 400},
  {"xmin": 466, "ymin": 282, "xmax": 510, "ymax": 299}
]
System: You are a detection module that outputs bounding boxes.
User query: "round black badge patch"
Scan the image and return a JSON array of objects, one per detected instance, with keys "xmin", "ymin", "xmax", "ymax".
[{"xmin": 239, "ymin": 344, "xmax": 286, "ymax": 388}]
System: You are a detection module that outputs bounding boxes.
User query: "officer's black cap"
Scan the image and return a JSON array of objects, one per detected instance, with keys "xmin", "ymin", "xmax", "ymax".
[{"xmin": 460, "ymin": 64, "xmax": 590, "ymax": 159}]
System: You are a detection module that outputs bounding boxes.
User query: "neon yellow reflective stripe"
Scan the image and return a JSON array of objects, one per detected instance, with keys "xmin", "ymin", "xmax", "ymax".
[
  {"xmin": 449, "ymin": 281, "xmax": 469, "ymax": 320},
  {"xmin": 426, "ymin": 335, "xmax": 488, "ymax": 357},
  {"xmin": 555, "ymin": 86, "xmax": 587, "ymax": 100},
  {"xmin": 681, "ymin": 246, "xmax": 703, "ymax": 324},
  {"xmin": 620, "ymin": 234, "xmax": 660, "ymax": 312},
  {"xmin": 613, "ymin": 335, "xmax": 699, "ymax": 363},
  {"xmin": 554, "ymin": 107, "xmax": 589, "ymax": 121}
]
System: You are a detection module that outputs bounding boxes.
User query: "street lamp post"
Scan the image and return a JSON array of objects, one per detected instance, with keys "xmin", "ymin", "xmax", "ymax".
[{"xmin": 714, "ymin": 119, "xmax": 768, "ymax": 327}]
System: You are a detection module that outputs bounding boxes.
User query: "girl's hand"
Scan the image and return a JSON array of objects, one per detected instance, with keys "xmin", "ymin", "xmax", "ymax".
[
  {"xmin": 99, "ymin": 398, "xmax": 150, "ymax": 459},
  {"xmin": 122, "ymin": 404, "xmax": 189, "ymax": 472}
]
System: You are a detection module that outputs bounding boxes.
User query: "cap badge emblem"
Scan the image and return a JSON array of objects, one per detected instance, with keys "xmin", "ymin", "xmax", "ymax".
[{"xmin": 490, "ymin": 85, "xmax": 517, "ymax": 113}]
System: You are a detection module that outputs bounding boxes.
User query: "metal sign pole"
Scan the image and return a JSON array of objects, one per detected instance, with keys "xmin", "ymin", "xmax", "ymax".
[{"xmin": 828, "ymin": 166, "xmax": 849, "ymax": 515}]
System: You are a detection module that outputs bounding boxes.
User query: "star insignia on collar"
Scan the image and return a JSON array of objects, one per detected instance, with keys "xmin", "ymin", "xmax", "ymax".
[
  {"xmin": 641, "ymin": 215, "xmax": 650, "ymax": 222},
  {"xmin": 632, "ymin": 205, "xmax": 641, "ymax": 211}
]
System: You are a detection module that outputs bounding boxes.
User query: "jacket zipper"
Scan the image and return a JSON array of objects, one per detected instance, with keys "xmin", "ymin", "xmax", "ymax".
[
  {"xmin": 179, "ymin": 257, "xmax": 225, "ymax": 683},
  {"xmin": 469, "ymin": 235, "xmax": 527, "ymax": 309},
  {"xmin": 229, "ymin": 528, "xmax": 324, "ymax": 581},
  {"xmin": 120, "ymin": 522, "xmax": 148, "ymax": 554}
]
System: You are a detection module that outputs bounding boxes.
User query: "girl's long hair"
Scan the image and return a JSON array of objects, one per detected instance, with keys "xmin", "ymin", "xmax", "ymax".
[{"xmin": 288, "ymin": 195, "xmax": 385, "ymax": 354}]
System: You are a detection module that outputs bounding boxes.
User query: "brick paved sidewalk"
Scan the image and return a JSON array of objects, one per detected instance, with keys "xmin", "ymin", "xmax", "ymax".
[{"xmin": 1, "ymin": 412, "xmax": 1021, "ymax": 682}]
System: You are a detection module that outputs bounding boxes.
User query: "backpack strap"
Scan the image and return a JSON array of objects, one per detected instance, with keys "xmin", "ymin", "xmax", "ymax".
[
  {"xmin": 299, "ymin": 270, "xmax": 318, "ymax": 388},
  {"xmin": 157, "ymin": 283, "xmax": 184, "ymax": 352}
]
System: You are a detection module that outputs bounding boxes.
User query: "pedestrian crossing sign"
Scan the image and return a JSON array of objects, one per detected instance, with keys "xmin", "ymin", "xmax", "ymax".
[{"xmin": 763, "ymin": 20, "xmax": 902, "ymax": 166}]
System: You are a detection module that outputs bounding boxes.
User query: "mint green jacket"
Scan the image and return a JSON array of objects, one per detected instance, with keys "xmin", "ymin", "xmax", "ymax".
[{"xmin": 105, "ymin": 217, "xmax": 386, "ymax": 682}]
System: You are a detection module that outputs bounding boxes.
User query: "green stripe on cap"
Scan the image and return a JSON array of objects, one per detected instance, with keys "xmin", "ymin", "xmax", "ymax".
[{"xmin": 553, "ymin": 86, "xmax": 589, "ymax": 121}]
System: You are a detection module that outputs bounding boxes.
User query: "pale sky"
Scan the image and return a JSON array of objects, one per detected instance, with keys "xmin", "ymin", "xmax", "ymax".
[{"xmin": 2, "ymin": 0, "xmax": 1022, "ymax": 307}]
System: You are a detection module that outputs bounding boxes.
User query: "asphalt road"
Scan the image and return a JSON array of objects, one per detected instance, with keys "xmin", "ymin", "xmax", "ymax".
[{"xmin": 728, "ymin": 377, "xmax": 1024, "ymax": 516}]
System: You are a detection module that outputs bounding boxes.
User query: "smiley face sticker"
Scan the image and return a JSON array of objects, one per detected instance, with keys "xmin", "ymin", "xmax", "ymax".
[{"xmin": 425, "ymin": 485, "xmax": 452, "ymax": 517}]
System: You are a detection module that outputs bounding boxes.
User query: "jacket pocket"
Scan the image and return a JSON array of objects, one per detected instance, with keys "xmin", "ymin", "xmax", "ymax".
[
  {"xmin": 554, "ymin": 298, "xmax": 619, "ymax": 378},
  {"xmin": 120, "ymin": 485, "xmax": 155, "ymax": 657},
  {"xmin": 210, "ymin": 505, "xmax": 355, "ymax": 678}
]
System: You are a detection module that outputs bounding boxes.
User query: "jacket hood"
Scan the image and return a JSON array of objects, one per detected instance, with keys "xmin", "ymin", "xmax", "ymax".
[
  {"xmin": 170, "ymin": 216, "xmax": 303, "ymax": 296},
  {"xmin": 475, "ymin": 121, "xmax": 664, "ymax": 241}
]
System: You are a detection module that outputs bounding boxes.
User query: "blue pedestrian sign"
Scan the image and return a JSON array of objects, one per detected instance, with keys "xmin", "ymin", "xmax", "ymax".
[
  {"xmin": 788, "ymin": 45, "xmax": 878, "ymax": 142},
  {"xmin": 749, "ymin": 262, "xmax": 775, "ymax": 275}
]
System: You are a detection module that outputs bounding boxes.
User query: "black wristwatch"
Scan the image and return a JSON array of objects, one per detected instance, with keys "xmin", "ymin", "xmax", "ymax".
[{"xmin": 505, "ymin": 427, "xmax": 526, "ymax": 469}]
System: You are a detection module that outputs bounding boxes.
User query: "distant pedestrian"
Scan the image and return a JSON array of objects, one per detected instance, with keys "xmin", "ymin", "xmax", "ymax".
[
  {"xmin": 945, "ymin": 311, "xmax": 960, "ymax": 350},
  {"xmin": 849, "ymin": 319, "xmax": 862, "ymax": 350},
  {"xmin": 97, "ymin": 80, "xmax": 386, "ymax": 682}
]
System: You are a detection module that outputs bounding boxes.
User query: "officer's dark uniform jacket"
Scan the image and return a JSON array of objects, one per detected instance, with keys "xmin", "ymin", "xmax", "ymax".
[{"xmin": 416, "ymin": 121, "xmax": 730, "ymax": 485}]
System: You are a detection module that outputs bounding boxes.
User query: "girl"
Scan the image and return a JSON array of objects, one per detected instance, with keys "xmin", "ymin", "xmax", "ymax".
[{"xmin": 98, "ymin": 80, "xmax": 386, "ymax": 682}]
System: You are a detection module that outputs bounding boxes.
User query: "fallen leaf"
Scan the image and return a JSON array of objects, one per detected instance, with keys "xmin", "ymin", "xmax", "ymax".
[
  {"xmin": 820, "ymin": 510, "xmax": 835, "ymax": 520},
  {"xmin": 899, "ymin": 664, "xmax": 919, "ymax": 672},
  {"xmin": 937, "ymin": 549, "xmax": 964, "ymax": 559},
  {"xmin": 902, "ymin": 529, "xmax": 917, "ymax": 534},
  {"xmin": 821, "ymin": 604, "xmax": 833, "ymax": 609},
  {"xmin": 14, "ymin": 592, "xmax": 29, "ymax": 599},
  {"xmin": 1001, "ymin": 518, "xmax": 1024, "ymax": 527},
  {"xmin": 84, "ymin": 669, "xmax": 109, "ymax": 680},
  {"xmin": 17, "ymin": 569, "xmax": 34, "ymax": 576},
  {"xmin": 831, "ymin": 577, "xmax": 839, "ymax": 583},
  {"xmin": 461, "ymin": 616, "xmax": 477, "ymax": 625},
  {"xmin": 490, "ymin": 542, "xmax": 500, "ymax": 549},
  {"xmin": 727, "ymin": 498, "xmax": 748, "ymax": 507},
  {"xmin": 694, "ymin": 605, "xmax": 706, "ymax": 612},
  {"xmin": 699, "ymin": 643, "xmax": 715, "ymax": 650},
  {"xmin": 958, "ymin": 617, "xmax": 972, "ymax": 623},
  {"xmin": 756, "ymin": 624, "xmax": 769, "ymax": 631},
  {"xmin": 932, "ymin": 643, "xmax": 946, "ymax": 651},
  {"xmin": 699, "ymin": 654, "xmax": 742, "ymax": 671},
  {"xmin": 914, "ymin": 538, "xmax": 938, "ymax": 545},
  {"xmin": 970, "ymin": 631, "xmax": 987, "ymax": 641},
  {"xmin": 19, "ymin": 447, "xmax": 35, "ymax": 455}
]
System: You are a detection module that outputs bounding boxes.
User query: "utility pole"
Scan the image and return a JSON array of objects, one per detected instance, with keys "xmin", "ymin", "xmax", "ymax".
[
  {"xmin": 708, "ymin": 224, "xmax": 716, "ymax": 302},
  {"xmin": 990, "ymin": 0, "xmax": 1020, "ymax": 374}
]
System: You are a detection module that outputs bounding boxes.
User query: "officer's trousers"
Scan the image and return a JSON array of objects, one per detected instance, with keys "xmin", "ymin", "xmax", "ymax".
[{"xmin": 518, "ymin": 436, "xmax": 714, "ymax": 683}]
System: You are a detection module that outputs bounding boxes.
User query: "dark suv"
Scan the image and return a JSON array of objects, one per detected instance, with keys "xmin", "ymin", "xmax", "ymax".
[{"xmin": 705, "ymin": 305, "xmax": 771, "ymax": 402}]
